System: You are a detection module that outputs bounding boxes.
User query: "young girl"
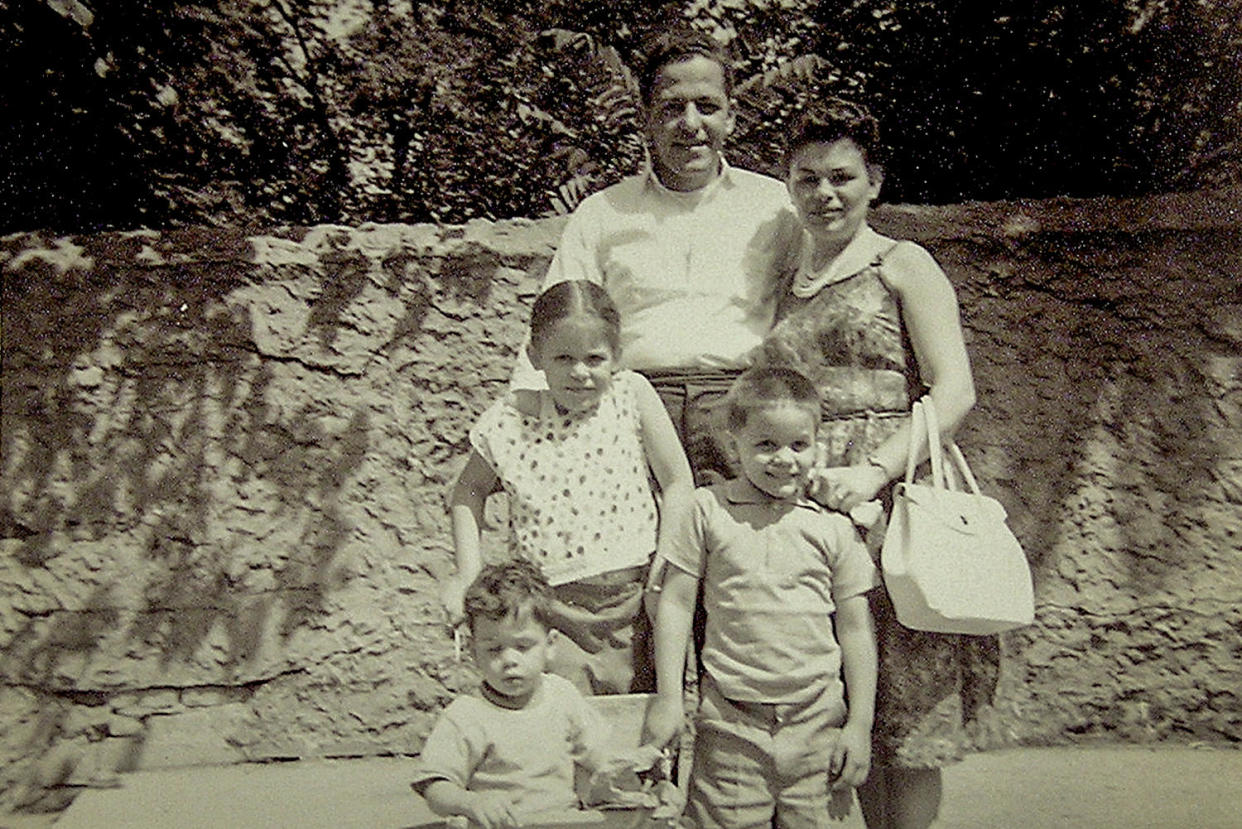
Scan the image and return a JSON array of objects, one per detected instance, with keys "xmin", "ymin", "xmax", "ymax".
[{"xmin": 445, "ymin": 280, "xmax": 695, "ymax": 695}]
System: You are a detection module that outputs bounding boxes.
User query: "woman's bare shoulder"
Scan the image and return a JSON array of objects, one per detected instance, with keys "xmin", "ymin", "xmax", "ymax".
[{"xmin": 880, "ymin": 239, "xmax": 948, "ymax": 294}]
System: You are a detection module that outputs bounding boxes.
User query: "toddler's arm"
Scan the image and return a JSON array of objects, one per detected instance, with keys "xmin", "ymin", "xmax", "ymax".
[
  {"xmin": 445, "ymin": 450, "xmax": 499, "ymax": 624},
  {"xmin": 642, "ymin": 567, "xmax": 698, "ymax": 749},
  {"xmin": 421, "ymin": 780, "xmax": 517, "ymax": 829},
  {"xmin": 832, "ymin": 592, "xmax": 877, "ymax": 790}
]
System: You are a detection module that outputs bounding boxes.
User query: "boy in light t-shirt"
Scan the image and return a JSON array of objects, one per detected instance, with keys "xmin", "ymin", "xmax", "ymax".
[
  {"xmin": 411, "ymin": 560, "xmax": 610, "ymax": 828},
  {"xmin": 643, "ymin": 365, "xmax": 880, "ymax": 827}
]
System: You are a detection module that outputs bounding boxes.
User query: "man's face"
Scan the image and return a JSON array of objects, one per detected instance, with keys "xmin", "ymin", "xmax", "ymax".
[{"xmin": 643, "ymin": 55, "xmax": 734, "ymax": 192}]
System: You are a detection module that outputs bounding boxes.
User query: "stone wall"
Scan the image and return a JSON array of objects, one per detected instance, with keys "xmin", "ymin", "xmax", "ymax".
[{"xmin": 2, "ymin": 190, "xmax": 1240, "ymax": 811}]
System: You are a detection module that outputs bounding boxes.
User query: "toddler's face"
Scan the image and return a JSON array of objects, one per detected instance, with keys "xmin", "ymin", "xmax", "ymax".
[
  {"xmin": 528, "ymin": 316, "xmax": 617, "ymax": 416},
  {"xmin": 730, "ymin": 403, "xmax": 818, "ymax": 502},
  {"xmin": 471, "ymin": 607, "xmax": 552, "ymax": 705}
]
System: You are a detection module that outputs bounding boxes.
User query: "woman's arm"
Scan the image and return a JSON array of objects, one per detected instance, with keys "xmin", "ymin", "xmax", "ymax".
[
  {"xmin": 870, "ymin": 243, "xmax": 977, "ymax": 477},
  {"xmin": 815, "ymin": 243, "xmax": 977, "ymax": 513},
  {"xmin": 633, "ymin": 374, "xmax": 695, "ymax": 591},
  {"xmin": 445, "ymin": 450, "xmax": 499, "ymax": 624}
]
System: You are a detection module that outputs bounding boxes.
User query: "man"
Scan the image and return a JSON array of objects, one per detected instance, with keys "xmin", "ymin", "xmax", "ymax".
[{"xmin": 523, "ymin": 27, "xmax": 801, "ymax": 482}]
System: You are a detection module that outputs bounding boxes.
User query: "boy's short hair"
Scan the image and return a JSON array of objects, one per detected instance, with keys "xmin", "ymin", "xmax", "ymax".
[
  {"xmin": 638, "ymin": 27, "xmax": 734, "ymax": 107},
  {"xmin": 723, "ymin": 366, "xmax": 821, "ymax": 432},
  {"xmin": 786, "ymin": 97, "xmax": 885, "ymax": 172},
  {"xmin": 463, "ymin": 559, "xmax": 554, "ymax": 633}
]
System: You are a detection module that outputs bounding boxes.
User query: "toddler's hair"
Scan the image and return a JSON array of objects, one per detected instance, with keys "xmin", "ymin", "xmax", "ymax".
[
  {"xmin": 638, "ymin": 26, "xmax": 734, "ymax": 107},
  {"xmin": 529, "ymin": 280, "xmax": 622, "ymax": 356},
  {"xmin": 786, "ymin": 97, "xmax": 885, "ymax": 171},
  {"xmin": 723, "ymin": 365, "xmax": 821, "ymax": 432},
  {"xmin": 463, "ymin": 559, "xmax": 555, "ymax": 633}
]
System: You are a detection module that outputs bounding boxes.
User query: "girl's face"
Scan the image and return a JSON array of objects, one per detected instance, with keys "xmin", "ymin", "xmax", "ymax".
[
  {"xmin": 528, "ymin": 315, "xmax": 618, "ymax": 415},
  {"xmin": 787, "ymin": 138, "xmax": 882, "ymax": 249}
]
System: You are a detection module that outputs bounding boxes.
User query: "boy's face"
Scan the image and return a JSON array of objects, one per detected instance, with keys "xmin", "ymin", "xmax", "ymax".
[
  {"xmin": 730, "ymin": 403, "xmax": 818, "ymax": 502},
  {"xmin": 644, "ymin": 55, "xmax": 735, "ymax": 192},
  {"xmin": 470, "ymin": 606, "xmax": 552, "ymax": 705}
]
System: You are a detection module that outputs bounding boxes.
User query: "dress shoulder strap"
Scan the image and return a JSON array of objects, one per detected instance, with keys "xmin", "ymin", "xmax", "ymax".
[{"xmin": 869, "ymin": 239, "xmax": 905, "ymax": 269}]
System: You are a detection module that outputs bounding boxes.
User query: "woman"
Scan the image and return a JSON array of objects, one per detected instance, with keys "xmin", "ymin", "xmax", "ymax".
[{"xmin": 757, "ymin": 98, "xmax": 996, "ymax": 829}]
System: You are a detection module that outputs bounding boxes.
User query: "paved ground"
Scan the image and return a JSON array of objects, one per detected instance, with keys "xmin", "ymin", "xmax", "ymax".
[{"xmin": 4, "ymin": 746, "xmax": 1240, "ymax": 829}]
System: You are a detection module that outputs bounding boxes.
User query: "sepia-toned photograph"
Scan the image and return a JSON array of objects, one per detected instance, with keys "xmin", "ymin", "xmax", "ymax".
[{"xmin": 2, "ymin": 2, "xmax": 1240, "ymax": 827}]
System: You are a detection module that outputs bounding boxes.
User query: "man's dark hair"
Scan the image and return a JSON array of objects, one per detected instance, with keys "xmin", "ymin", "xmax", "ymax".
[
  {"xmin": 723, "ymin": 365, "xmax": 821, "ymax": 432},
  {"xmin": 637, "ymin": 27, "xmax": 734, "ymax": 107},
  {"xmin": 785, "ymin": 97, "xmax": 885, "ymax": 171},
  {"xmin": 463, "ymin": 559, "xmax": 554, "ymax": 633}
]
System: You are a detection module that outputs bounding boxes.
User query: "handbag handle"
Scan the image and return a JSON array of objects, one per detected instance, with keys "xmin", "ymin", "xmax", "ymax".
[{"xmin": 903, "ymin": 396, "xmax": 982, "ymax": 496}]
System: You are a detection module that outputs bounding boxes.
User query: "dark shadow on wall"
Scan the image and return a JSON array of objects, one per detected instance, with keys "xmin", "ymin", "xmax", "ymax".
[
  {"xmin": 0, "ymin": 223, "xmax": 554, "ymax": 805},
  {"xmin": 929, "ymin": 223, "xmax": 1242, "ymax": 743},
  {"xmin": 954, "ymin": 228, "xmax": 1242, "ymax": 592},
  {"xmin": 0, "ymin": 228, "xmax": 448, "ymax": 797}
]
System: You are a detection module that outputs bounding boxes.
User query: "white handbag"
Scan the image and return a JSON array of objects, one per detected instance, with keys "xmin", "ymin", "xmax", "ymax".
[{"xmin": 880, "ymin": 397, "xmax": 1035, "ymax": 634}]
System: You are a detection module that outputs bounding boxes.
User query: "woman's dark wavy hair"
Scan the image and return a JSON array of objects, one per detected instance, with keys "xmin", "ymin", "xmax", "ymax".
[
  {"xmin": 528, "ymin": 279, "xmax": 622, "ymax": 356},
  {"xmin": 785, "ymin": 97, "xmax": 885, "ymax": 172},
  {"xmin": 463, "ymin": 559, "xmax": 554, "ymax": 634},
  {"xmin": 637, "ymin": 27, "xmax": 734, "ymax": 107}
]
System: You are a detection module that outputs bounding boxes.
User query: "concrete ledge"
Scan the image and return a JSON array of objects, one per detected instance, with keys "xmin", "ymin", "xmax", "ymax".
[{"xmin": 35, "ymin": 746, "xmax": 1242, "ymax": 829}]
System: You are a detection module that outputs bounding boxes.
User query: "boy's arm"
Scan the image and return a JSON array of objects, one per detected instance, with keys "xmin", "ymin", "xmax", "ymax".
[
  {"xmin": 641, "ymin": 566, "xmax": 698, "ymax": 748},
  {"xmin": 446, "ymin": 450, "xmax": 498, "ymax": 624},
  {"xmin": 421, "ymin": 780, "xmax": 517, "ymax": 829},
  {"xmin": 832, "ymin": 592, "xmax": 877, "ymax": 789},
  {"xmin": 634, "ymin": 374, "xmax": 695, "ymax": 588},
  {"xmin": 414, "ymin": 713, "xmax": 518, "ymax": 829}
]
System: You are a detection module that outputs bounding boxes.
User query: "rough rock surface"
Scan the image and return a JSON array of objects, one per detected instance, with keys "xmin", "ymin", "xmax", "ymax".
[{"xmin": 2, "ymin": 191, "xmax": 1240, "ymax": 811}]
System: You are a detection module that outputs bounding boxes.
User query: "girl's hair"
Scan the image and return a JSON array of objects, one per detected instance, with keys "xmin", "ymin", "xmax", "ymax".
[
  {"xmin": 529, "ymin": 280, "xmax": 622, "ymax": 355},
  {"xmin": 785, "ymin": 97, "xmax": 885, "ymax": 172},
  {"xmin": 463, "ymin": 559, "xmax": 554, "ymax": 633},
  {"xmin": 723, "ymin": 365, "xmax": 821, "ymax": 432},
  {"xmin": 638, "ymin": 27, "xmax": 734, "ymax": 107}
]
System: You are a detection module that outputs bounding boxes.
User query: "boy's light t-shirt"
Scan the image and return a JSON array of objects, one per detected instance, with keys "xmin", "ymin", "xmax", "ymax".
[
  {"xmin": 666, "ymin": 480, "xmax": 880, "ymax": 705},
  {"xmin": 411, "ymin": 673, "xmax": 609, "ymax": 816}
]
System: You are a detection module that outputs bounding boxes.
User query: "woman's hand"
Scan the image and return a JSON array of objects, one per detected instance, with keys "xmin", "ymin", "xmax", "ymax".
[{"xmin": 809, "ymin": 463, "xmax": 889, "ymax": 514}]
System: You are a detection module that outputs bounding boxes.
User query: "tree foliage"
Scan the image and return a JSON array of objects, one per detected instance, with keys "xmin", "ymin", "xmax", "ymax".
[{"xmin": 2, "ymin": 0, "xmax": 1238, "ymax": 233}]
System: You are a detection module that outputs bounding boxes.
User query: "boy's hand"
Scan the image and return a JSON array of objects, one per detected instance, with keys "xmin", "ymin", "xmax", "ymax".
[
  {"xmin": 641, "ymin": 694, "xmax": 684, "ymax": 750},
  {"xmin": 462, "ymin": 791, "xmax": 518, "ymax": 829},
  {"xmin": 830, "ymin": 723, "xmax": 872, "ymax": 790}
]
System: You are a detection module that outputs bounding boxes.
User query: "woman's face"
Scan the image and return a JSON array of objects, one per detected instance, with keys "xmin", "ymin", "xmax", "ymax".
[{"xmin": 786, "ymin": 138, "xmax": 882, "ymax": 248}]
